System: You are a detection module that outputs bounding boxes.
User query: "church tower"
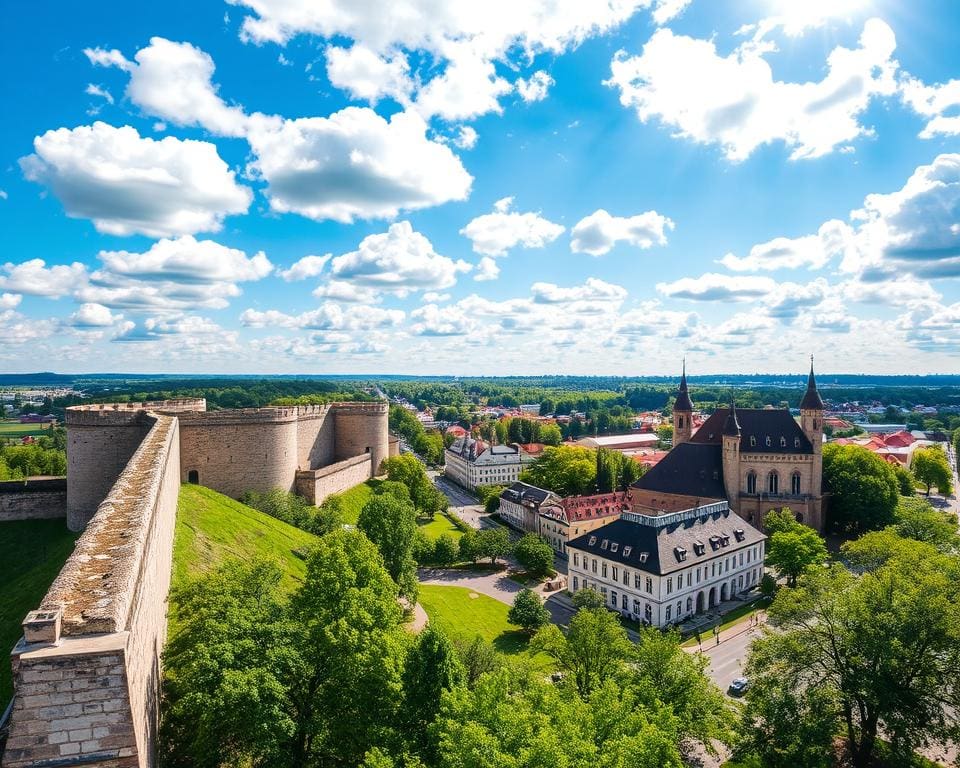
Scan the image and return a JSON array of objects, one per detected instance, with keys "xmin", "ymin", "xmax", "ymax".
[
  {"xmin": 800, "ymin": 356, "xmax": 824, "ymax": 509},
  {"xmin": 722, "ymin": 400, "xmax": 741, "ymax": 511},
  {"xmin": 672, "ymin": 359, "xmax": 694, "ymax": 446}
]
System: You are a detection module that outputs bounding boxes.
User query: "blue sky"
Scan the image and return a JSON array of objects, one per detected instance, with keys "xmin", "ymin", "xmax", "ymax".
[{"xmin": 2, "ymin": 0, "xmax": 959, "ymax": 375}]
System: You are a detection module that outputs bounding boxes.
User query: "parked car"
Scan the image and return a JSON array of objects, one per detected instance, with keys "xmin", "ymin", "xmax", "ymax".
[{"xmin": 728, "ymin": 677, "xmax": 750, "ymax": 697}]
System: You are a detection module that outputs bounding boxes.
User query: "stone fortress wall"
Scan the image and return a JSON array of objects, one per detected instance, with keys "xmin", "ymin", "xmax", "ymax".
[
  {"xmin": 3, "ymin": 398, "xmax": 389, "ymax": 767},
  {"xmin": 0, "ymin": 478, "xmax": 67, "ymax": 522}
]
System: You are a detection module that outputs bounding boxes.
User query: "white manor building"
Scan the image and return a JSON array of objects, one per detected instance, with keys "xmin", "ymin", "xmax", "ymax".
[
  {"xmin": 567, "ymin": 501, "xmax": 766, "ymax": 628},
  {"xmin": 443, "ymin": 436, "xmax": 535, "ymax": 492}
]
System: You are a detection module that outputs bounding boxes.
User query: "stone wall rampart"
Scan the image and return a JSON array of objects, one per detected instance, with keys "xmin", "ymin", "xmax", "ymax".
[
  {"xmin": 0, "ymin": 477, "xmax": 67, "ymax": 521},
  {"xmin": 295, "ymin": 454, "xmax": 372, "ymax": 505}
]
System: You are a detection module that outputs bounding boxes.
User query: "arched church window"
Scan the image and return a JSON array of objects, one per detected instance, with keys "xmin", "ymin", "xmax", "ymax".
[
  {"xmin": 746, "ymin": 471, "xmax": 757, "ymax": 494},
  {"xmin": 792, "ymin": 472, "xmax": 801, "ymax": 495},
  {"xmin": 768, "ymin": 471, "xmax": 779, "ymax": 495}
]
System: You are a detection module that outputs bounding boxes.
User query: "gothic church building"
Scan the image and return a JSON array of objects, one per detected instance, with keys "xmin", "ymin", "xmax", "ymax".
[{"xmin": 629, "ymin": 361, "xmax": 825, "ymax": 532}]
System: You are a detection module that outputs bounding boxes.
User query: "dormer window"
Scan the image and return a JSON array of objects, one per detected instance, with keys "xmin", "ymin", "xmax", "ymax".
[
  {"xmin": 721, "ymin": 535, "xmax": 730, "ymax": 546},
  {"xmin": 693, "ymin": 541, "xmax": 706, "ymax": 556},
  {"xmin": 734, "ymin": 528, "xmax": 745, "ymax": 542},
  {"xmin": 610, "ymin": 542, "xmax": 619, "ymax": 553},
  {"xmin": 638, "ymin": 552, "xmax": 648, "ymax": 563},
  {"xmin": 623, "ymin": 546, "xmax": 632, "ymax": 557},
  {"xmin": 765, "ymin": 436, "xmax": 771, "ymax": 447},
  {"xmin": 750, "ymin": 436, "xmax": 756, "ymax": 447},
  {"xmin": 780, "ymin": 436, "xmax": 786, "ymax": 447},
  {"xmin": 709, "ymin": 535, "xmax": 721, "ymax": 550},
  {"xmin": 795, "ymin": 437, "xmax": 801, "ymax": 448},
  {"xmin": 589, "ymin": 536, "xmax": 597, "ymax": 546},
  {"xmin": 675, "ymin": 546, "xmax": 687, "ymax": 562},
  {"xmin": 600, "ymin": 539, "xmax": 609, "ymax": 550}
]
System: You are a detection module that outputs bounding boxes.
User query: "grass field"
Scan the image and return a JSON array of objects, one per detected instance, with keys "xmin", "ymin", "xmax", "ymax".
[
  {"xmin": 0, "ymin": 519, "xmax": 78, "ymax": 704},
  {"xmin": 0, "ymin": 420, "xmax": 54, "ymax": 438},
  {"xmin": 418, "ymin": 512, "xmax": 464, "ymax": 541},
  {"xmin": 173, "ymin": 484, "xmax": 320, "ymax": 595},
  {"xmin": 418, "ymin": 584, "xmax": 536, "ymax": 657},
  {"xmin": 330, "ymin": 480, "xmax": 377, "ymax": 525}
]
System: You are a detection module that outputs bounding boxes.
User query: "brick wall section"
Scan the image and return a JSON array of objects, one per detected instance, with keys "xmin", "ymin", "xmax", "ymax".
[
  {"xmin": 178, "ymin": 410, "xmax": 299, "ymax": 498},
  {"xmin": 295, "ymin": 454, "xmax": 372, "ymax": 505},
  {"xmin": 4, "ymin": 414, "xmax": 181, "ymax": 768},
  {"xmin": 0, "ymin": 478, "xmax": 67, "ymax": 521},
  {"xmin": 295, "ymin": 405, "xmax": 335, "ymax": 470},
  {"xmin": 3, "ymin": 635, "xmax": 136, "ymax": 767}
]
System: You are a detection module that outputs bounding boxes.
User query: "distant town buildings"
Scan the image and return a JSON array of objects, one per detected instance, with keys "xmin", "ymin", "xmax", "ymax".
[
  {"xmin": 575, "ymin": 433, "xmax": 659, "ymax": 453},
  {"xmin": 498, "ymin": 482, "xmax": 560, "ymax": 533},
  {"xmin": 567, "ymin": 501, "xmax": 766, "ymax": 627},
  {"xmin": 443, "ymin": 436, "xmax": 535, "ymax": 491}
]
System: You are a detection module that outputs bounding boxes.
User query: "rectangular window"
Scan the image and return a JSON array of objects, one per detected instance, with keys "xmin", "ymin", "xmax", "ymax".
[
  {"xmin": 634, "ymin": 573, "xmax": 642, "ymax": 589},
  {"xmin": 572, "ymin": 576, "xmax": 579, "ymax": 590},
  {"xmin": 633, "ymin": 598, "xmax": 641, "ymax": 615},
  {"xmin": 611, "ymin": 590, "xmax": 617, "ymax": 606},
  {"xmin": 687, "ymin": 571, "xmax": 692, "ymax": 587},
  {"xmin": 591, "ymin": 559, "xmax": 597, "ymax": 574},
  {"xmin": 573, "ymin": 553, "xmax": 579, "ymax": 567},
  {"xmin": 623, "ymin": 570, "xmax": 629, "ymax": 586},
  {"xmin": 665, "ymin": 605, "xmax": 672, "ymax": 621},
  {"xmin": 602, "ymin": 562, "xmax": 608, "ymax": 578},
  {"xmin": 645, "ymin": 577, "xmax": 653, "ymax": 594},
  {"xmin": 676, "ymin": 600, "xmax": 682, "ymax": 616},
  {"xmin": 600, "ymin": 586, "xmax": 607, "ymax": 597},
  {"xmin": 696, "ymin": 567, "xmax": 701, "ymax": 583},
  {"xmin": 612, "ymin": 566, "xmax": 619, "ymax": 581},
  {"xmin": 747, "ymin": 548, "xmax": 751, "ymax": 563},
  {"xmin": 739, "ymin": 552, "xmax": 744, "ymax": 566},
  {"xmin": 666, "ymin": 577, "xmax": 673, "ymax": 594},
  {"xmin": 622, "ymin": 594, "xmax": 628, "ymax": 610}
]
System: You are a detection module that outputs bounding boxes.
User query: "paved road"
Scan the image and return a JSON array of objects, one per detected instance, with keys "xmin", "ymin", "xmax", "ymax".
[{"xmin": 689, "ymin": 623, "xmax": 763, "ymax": 694}]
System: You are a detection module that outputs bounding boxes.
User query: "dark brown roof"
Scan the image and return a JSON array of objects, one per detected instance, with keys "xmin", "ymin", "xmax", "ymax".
[
  {"xmin": 692, "ymin": 408, "xmax": 813, "ymax": 454},
  {"xmin": 631, "ymin": 442, "xmax": 726, "ymax": 499},
  {"xmin": 800, "ymin": 363, "xmax": 824, "ymax": 410},
  {"xmin": 673, "ymin": 363, "xmax": 693, "ymax": 412}
]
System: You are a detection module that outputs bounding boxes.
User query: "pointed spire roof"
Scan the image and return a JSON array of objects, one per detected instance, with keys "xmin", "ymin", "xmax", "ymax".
[
  {"xmin": 723, "ymin": 399, "xmax": 741, "ymax": 437},
  {"xmin": 800, "ymin": 355, "xmax": 824, "ymax": 410},
  {"xmin": 673, "ymin": 358, "xmax": 693, "ymax": 412}
]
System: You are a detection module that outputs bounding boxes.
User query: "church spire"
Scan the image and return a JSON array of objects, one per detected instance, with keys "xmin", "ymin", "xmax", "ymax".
[
  {"xmin": 723, "ymin": 398, "xmax": 741, "ymax": 437},
  {"xmin": 673, "ymin": 357, "xmax": 693, "ymax": 412},
  {"xmin": 800, "ymin": 355, "xmax": 824, "ymax": 410}
]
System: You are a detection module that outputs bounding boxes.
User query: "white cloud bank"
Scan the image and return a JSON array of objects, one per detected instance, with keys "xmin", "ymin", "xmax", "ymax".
[
  {"xmin": 460, "ymin": 197, "xmax": 565, "ymax": 257},
  {"xmin": 570, "ymin": 208, "xmax": 674, "ymax": 256}
]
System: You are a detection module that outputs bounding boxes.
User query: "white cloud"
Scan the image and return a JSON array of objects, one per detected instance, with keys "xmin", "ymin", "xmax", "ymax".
[
  {"xmin": 570, "ymin": 208, "xmax": 674, "ymax": 256},
  {"xmin": 651, "ymin": 0, "xmax": 692, "ymax": 25},
  {"xmin": 460, "ymin": 197, "xmax": 565, "ymax": 257},
  {"xmin": 452, "ymin": 126, "xmax": 478, "ymax": 149},
  {"xmin": 83, "ymin": 47, "xmax": 132, "ymax": 71},
  {"xmin": 516, "ymin": 70, "xmax": 554, "ymax": 102},
  {"xmin": 330, "ymin": 221, "xmax": 471, "ymax": 295},
  {"xmin": 473, "ymin": 257, "xmax": 500, "ymax": 282},
  {"xmin": 125, "ymin": 37, "xmax": 250, "ymax": 137},
  {"xmin": 68, "ymin": 303, "xmax": 122, "ymax": 328},
  {"xmin": 530, "ymin": 277, "xmax": 627, "ymax": 304},
  {"xmin": 0, "ymin": 310, "xmax": 57, "ymax": 346},
  {"xmin": 899, "ymin": 76, "xmax": 960, "ymax": 138},
  {"xmin": 279, "ymin": 254, "xmax": 331, "ymax": 281},
  {"xmin": 0, "ymin": 293, "xmax": 22, "ymax": 309},
  {"xmin": 96, "ymin": 236, "xmax": 272, "ymax": 283},
  {"xmin": 20, "ymin": 122, "xmax": 252, "ymax": 237},
  {"xmin": 719, "ymin": 220, "xmax": 853, "ymax": 272},
  {"xmin": 657, "ymin": 272, "xmax": 777, "ymax": 301},
  {"xmin": 312, "ymin": 280, "xmax": 381, "ymax": 303},
  {"xmin": 0, "ymin": 190, "xmax": 7, "ymax": 200},
  {"xmin": 326, "ymin": 43, "xmax": 412, "ymax": 104},
  {"xmin": 763, "ymin": 279, "xmax": 830, "ymax": 319},
  {"xmin": 607, "ymin": 18, "xmax": 899, "ymax": 161},
  {"xmin": 226, "ymin": 0, "xmax": 659, "ymax": 119},
  {"xmin": 0, "ymin": 260, "xmax": 87, "ymax": 298},
  {"xmin": 616, "ymin": 301, "xmax": 699, "ymax": 338},
  {"xmin": 241, "ymin": 302, "xmax": 404, "ymax": 331},
  {"xmin": 422, "ymin": 291, "xmax": 450, "ymax": 303},
  {"xmin": 247, "ymin": 108, "xmax": 472, "ymax": 222},
  {"xmin": 85, "ymin": 84, "xmax": 114, "ymax": 104}
]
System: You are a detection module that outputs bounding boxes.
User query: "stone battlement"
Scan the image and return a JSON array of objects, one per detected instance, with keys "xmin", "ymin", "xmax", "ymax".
[
  {"xmin": 42, "ymin": 414, "xmax": 178, "ymax": 635},
  {"xmin": 176, "ymin": 406, "xmax": 301, "ymax": 424}
]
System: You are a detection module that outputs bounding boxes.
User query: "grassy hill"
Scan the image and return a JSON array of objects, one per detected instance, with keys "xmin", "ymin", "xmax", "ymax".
[
  {"xmin": 329, "ymin": 480, "xmax": 376, "ymax": 525},
  {"xmin": 0, "ymin": 519, "xmax": 79, "ymax": 704},
  {"xmin": 173, "ymin": 484, "xmax": 320, "ymax": 595}
]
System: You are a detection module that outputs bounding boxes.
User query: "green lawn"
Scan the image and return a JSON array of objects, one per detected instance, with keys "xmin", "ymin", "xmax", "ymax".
[
  {"xmin": 329, "ymin": 480, "xmax": 377, "ymax": 525},
  {"xmin": 418, "ymin": 584, "xmax": 533, "ymax": 656},
  {"xmin": 173, "ymin": 484, "xmax": 320, "ymax": 595},
  {"xmin": 0, "ymin": 420, "xmax": 54, "ymax": 438},
  {"xmin": 0, "ymin": 519, "xmax": 78, "ymax": 704},
  {"xmin": 418, "ymin": 512, "xmax": 464, "ymax": 541}
]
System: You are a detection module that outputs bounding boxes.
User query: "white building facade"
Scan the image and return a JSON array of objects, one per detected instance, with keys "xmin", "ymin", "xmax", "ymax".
[
  {"xmin": 566, "ymin": 501, "xmax": 766, "ymax": 628},
  {"xmin": 443, "ymin": 437, "xmax": 535, "ymax": 492}
]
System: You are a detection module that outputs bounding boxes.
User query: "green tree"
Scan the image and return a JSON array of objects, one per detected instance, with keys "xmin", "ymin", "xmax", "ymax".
[
  {"xmin": 520, "ymin": 445, "xmax": 596, "ymax": 496},
  {"xmin": 911, "ymin": 446, "xmax": 953, "ymax": 496},
  {"xmin": 432, "ymin": 533, "xmax": 459, "ymax": 566},
  {"xmin": 571, "ymin": 587, "xmax": 605, "ymax": 611},
  {"xmin": 745, "ymin": 538, "xmax": 960, "ymax": 768},
  {"xmin": 453, "ymin": 636, "xmax": 502, "ymax": 688},
  {"xmin": 890, "ymin": 495, "xmax": 960, "ymax": 552},
  {"xmin": 507, "ymin": 588, "xmax": 550, "ymax": 633},
  {"xmin": 656, "ymin": 423, "xmax": 673, "ymax": 447},
  {"xmin": 822, "ymin": 443, "xmax": 899, "ymax": 535},
  {"xmin": 539, "ymin": 423, "xmax": 562, "ymax": 446},
  {"xmin": 358, "ymin": 494, "xmax": 419, "ymax": 602},
  {"xmin": 458, "ymin": 529, "xmax": 479, "ymax": 564},
  {"xmin": 512, "ymin": 533, "xmax": 554, "ymax": 579},
  {"xmin": 474, "ymin": 527, "xmax": 511, "ymax": 565},
  {"xmin": 402, "ymin": 625, "xmax": 464, "ymax": 757},
  {"xmin": 891, "ymin": 462, "xmax": 917, "ymax": 496},
  {"xmin": 531, "ymin": 607, "xmax": 630, "ymax": 697},
  {"xmin": 763, "ymin": 509, "xmax": 828, "ymax": 587}
]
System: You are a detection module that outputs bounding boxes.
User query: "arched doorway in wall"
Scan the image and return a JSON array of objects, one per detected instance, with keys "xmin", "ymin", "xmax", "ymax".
[
  {"xmin": 720, "ymin": 583, "xmax": 729, "ymax": 602},
  {"xmin": 187, "ymin": 469, "xmax": 199, "ymax": 484},
  {"xmin": 696, "ymin": 591, "xmax": 705, "ymax": 613},
  {"xmin": 708, "ymin": 586, "xmax": 716, "ymax": 608}
]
